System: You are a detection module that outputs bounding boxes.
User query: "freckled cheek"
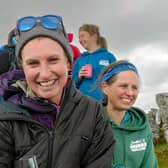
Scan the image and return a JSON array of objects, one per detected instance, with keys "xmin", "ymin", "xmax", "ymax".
[
  {"xmin": 133, "ymin": 92, "xmax": 138, "ymax": 101},
  {"xmin": 62, "ymin": 68, "xmax": 69, "ymax": 78},
  {"xmin": 134, "ymin": 89, "xmax": 139, "ymax": 96},
  {"xmin": 57, "ymin": 63, "xmax": 69, "ymax": 74},
  {"xmin": 24, "ymin": 68, "xmax": 37, "ymax": 84}
]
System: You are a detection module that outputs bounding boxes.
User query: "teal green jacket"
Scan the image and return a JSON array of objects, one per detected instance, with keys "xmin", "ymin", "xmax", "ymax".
[{"xmin": 104, "ymin": 107, "xmax": 158, "ymax": 168}]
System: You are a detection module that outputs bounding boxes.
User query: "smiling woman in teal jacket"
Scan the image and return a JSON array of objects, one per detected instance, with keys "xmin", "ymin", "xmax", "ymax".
[{"xmin": 99, "ymin": 60, "xmax": 158, "ymax": 168}]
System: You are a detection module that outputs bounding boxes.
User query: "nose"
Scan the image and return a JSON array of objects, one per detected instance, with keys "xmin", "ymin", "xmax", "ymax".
[
  {"xmin": 39, "ymin": 64, "xmax": 51, "ymax": 79},
  {"xmin": 126, "ymin": 87, "xmax": 135, "ymax": 96}
]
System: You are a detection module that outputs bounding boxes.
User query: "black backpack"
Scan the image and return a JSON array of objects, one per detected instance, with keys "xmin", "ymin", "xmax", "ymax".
[{"xmin": 0, "ymin": 45, "xmax": 18, "ymax": 74}]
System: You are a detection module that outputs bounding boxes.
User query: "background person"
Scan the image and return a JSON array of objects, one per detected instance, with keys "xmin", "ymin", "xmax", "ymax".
[
  {"xmin": 98, "ymin": 60, "xmax": 158, "ymax": 168},
  {"xmin": 0, "ymin": 14, "xmax": 115, "ymax": 168},
  {"xmin": 0, "ymin": 28, "xmax": 18, "ymax": 75},
  {"xmin": 72, "ymin": 24, "xmax": 116, "ymax": 101}
]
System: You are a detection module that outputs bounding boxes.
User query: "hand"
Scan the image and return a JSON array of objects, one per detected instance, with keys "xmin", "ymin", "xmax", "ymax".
[{"xmin": 78, "ymin": 66, "xmax": 87, "ymax": 79}]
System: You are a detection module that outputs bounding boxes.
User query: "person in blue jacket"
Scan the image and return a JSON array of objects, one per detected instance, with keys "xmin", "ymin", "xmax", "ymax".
[{"xmin": 72, "ymin": 24, "xmax": 116, "ymax": 101}]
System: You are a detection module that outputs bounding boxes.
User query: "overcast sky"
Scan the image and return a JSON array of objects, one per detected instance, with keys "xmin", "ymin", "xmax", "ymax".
[{"xmin": 1, "ymin": 0, "xmax": 168, "ymax": 112}]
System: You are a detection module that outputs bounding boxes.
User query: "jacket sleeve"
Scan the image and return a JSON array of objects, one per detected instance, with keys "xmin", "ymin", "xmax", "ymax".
[
  {"xmin": 141, "ymin": 124, "xmax": 158, "ymax": 168},
  {"xmin": 81, "ymin": 104, "xmax": 115, "ymax": 168},
  {"xmin": 0, "ymin": 121, "xmax": 14, "ymax": 168}
]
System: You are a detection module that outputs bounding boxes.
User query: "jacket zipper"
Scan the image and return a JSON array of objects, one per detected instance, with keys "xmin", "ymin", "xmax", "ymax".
[
  {"xmin": 123, "ymin": 129, "xmax": 126, "ymax": 166},
  {"xmin": 47, "ymin": 130, "xmax": 54, "ymax": 168}
]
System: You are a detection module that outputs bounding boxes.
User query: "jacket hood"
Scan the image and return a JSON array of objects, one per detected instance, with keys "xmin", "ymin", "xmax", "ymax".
[
  {"xmin": 81, "ymin": 48, "xmax": 107, "ymax": 57},
  {"xmin": 0, "ymin": 69, "xmax": 83, "ymax": 129},
  {"xmin": 110, "ymin": 107, "xmax": 148, "ymax": 131},
  {"xmin": 0, "ymin": 69, "xmax": 25, "ymax": 98},
  {"xmin": 0, "ymin": 70, "xmax": 54, "ymax": 113},
  {"xmin": 0, "ymin": 70, "xmax": 81, "ymax": 114}
]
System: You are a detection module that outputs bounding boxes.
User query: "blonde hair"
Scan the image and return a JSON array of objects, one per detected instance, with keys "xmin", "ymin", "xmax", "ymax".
[
  {"xmin": 79, "ymin": 24, "xmax": 107, "ymax": 49},
  {"xmin": 100, "ymin": 36, "xmax": 108, "ymax": 49}
]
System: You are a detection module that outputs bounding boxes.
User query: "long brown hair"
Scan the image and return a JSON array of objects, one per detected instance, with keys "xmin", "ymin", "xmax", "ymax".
[{"xmin": 79, "ymin": 24, "xmax": 108, "ymax": 49}]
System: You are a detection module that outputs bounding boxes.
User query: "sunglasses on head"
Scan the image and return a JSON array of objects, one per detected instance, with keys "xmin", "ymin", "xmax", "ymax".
[{"xmin": 16, "ymin": 14, "xmax": 67, "ymax": 37}]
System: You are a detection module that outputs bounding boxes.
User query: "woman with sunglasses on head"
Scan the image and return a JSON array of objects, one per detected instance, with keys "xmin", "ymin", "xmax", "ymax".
[
  {"xmin": 98, "ymin": 60, "xmax": 158, "ymax": 168},
  {"xmin": 0, "ymin": 15, "xmax": 115, "ymax": 168},
  {"xmin": 72, "ymin": 24, "xmax": 116, "ymax": 101}
]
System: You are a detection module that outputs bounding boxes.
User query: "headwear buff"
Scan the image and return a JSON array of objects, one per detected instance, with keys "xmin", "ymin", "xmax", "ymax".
[{"xmin": 101, "ymin": 61, "xmax": 138, "ymax": 82}]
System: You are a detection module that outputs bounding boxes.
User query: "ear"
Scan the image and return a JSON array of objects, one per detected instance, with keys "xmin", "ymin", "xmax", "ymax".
[{"xmin": 100, "ymin": 82, "xmax": 109, "ymax": 94}]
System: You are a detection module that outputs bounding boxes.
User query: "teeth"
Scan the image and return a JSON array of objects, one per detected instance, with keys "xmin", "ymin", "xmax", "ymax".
[
  {"xmin": 40, "ymin": 80, "xmax": 54, "ymax": 86},
  {"xmin": 122, "ymin": 98, "xmax": 131, "ymax": 103}
]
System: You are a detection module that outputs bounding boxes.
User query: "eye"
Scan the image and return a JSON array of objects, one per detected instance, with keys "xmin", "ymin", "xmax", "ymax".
[
  {"xmin": 48, "ymin": 57, "xmax": 59, "ymax": 63},
  {"xmin": 132, "ymin": 85, "xmax": 138, "ymax": 90},
  {"xmin": 120, "ymin": 84, "xmax": 127, "ymax": 88},
  {"xmin": 26, "ymin": 60, "xmax": 39, "ymax": 67}
]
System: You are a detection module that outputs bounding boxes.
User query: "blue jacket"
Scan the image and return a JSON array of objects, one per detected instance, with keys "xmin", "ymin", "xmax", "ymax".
[{"xmin": 72, "ymin": 48, "xmax": 116, "ymax": 101}]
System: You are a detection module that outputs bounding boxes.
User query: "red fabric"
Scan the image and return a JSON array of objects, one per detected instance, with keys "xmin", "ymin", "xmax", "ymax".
[
  {"xmin": 67, "ymin": 33, "xmax": 73, "ymax": 43},
  {"xmin": 67, "ymin": 33, "xmax": 81, "ymax": 61},
  {"xmin": 70, "ymin": 45, "xmax": 81, "ymax": 60},
  {"xmin": 67, "ymin": 33, "xmax": 81, "ymax": 81}
]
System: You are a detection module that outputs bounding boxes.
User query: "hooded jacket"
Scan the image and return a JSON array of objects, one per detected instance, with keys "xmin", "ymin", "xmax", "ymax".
[
  {"xmin": 103, "ymin": 107, "xmax": 158, "ymax": 168},
  {"xmin": 72, "ymin": 48, "xmax": 116, "ymax": 101},
  {"xmin": 0, "ymin": 70, "xmax": 115, "ymax": 168}
]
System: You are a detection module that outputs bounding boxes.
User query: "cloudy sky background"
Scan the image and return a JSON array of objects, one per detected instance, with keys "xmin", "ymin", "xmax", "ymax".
[{"xmin": 0, "ymin": 0, "xmax": 168, "ymax": 112}]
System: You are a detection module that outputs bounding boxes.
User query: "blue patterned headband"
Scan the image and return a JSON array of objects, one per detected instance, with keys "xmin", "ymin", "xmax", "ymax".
[{"xmin": 101, "ymin": 62, "xmax": 138, "ymax": 82}]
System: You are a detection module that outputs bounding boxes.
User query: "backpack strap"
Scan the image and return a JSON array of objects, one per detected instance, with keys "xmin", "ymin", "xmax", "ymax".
[{"xmin": 7, "ymin": 46, "xmax": 18, "ymax": 71}]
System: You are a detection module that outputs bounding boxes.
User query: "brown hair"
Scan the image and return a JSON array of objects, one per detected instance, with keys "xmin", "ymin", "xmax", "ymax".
[
  {"xmin": 99, "ymin": 36, "xmax": 108, "ymax": 49},
  {"xmin": 79, "ymin": 24, "xmax": 107, "ymax": 48}
]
